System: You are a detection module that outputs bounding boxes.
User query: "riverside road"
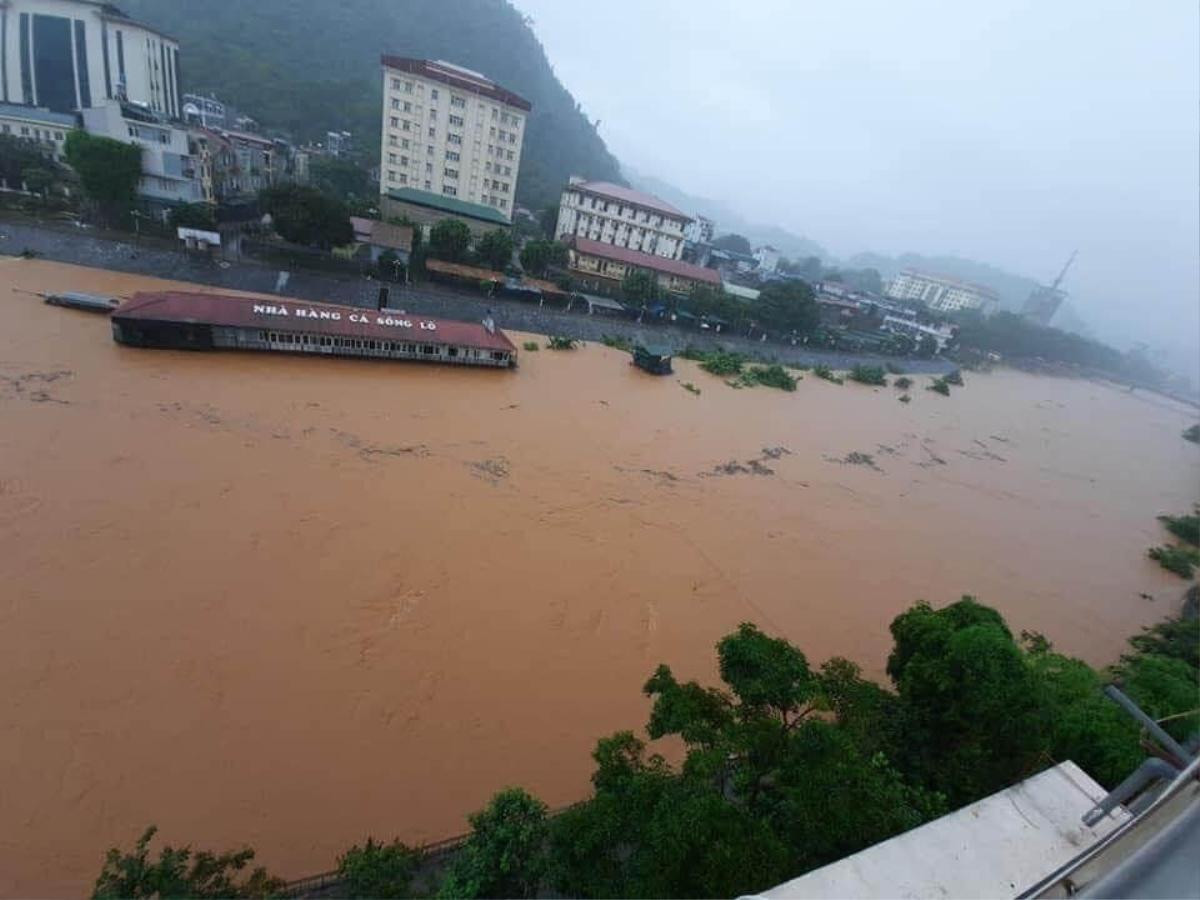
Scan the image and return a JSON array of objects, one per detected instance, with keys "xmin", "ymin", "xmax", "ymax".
[{"xmin": 0, "ymin": 216, "xmax": 953, "ymax": 373}]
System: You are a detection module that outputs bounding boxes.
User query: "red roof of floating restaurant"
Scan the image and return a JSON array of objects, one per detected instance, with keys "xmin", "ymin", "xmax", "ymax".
[{"xmin": 114, "ymin": 292, "xmax": 517, "ymax": 353}]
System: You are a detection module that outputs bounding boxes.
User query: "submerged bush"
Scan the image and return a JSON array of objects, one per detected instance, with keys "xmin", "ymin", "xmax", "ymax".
[
  {"xmin": 601, "ymin": 335, "xmax": 633, "ymax": 352},
  {"xmin": 1148, "ymin": 544, "xmax": 1200, "ymax": 579},
  {"xmin": 813, "ymin": 364, "xmax": 843, "ymax": 384},
  {"xmin": 522, "ymin": 341, "xmax": 540, "ymax": 352},
  {"xmin": 944, "ymin": 369, "xmax": 964, "ymax": 386},
  {"xmin": 546, "ymin": 336, "xmax": 577, "ymax": 350},
  {"xmin": 1158, "ymin": 512, "xmax": 1199, "ymax": 546},
  {"xmin": 744, "ymin": 364, "xmax": 798, "ymax": 391},
  {"xmin": 849, "ymin": 365, "xmax": 888, "ymax": 386},
  {"xmin": 699, "ymin": 351, "xmax": 746, "ymax": 377},
  {"xmin": 928, "ymin": 378, "xmax": 951, "ymax": 396},
  {"xmin": 894, "ymin": 376, "xmax": 913, "ymax": 390}
]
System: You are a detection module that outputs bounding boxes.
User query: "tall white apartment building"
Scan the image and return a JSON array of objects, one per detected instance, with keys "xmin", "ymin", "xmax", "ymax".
[
  {"xmin": 886, "ymin": 269, "xmax": 999, "ymax": 314},
  {"xmin": 379, "ymin": 56, "xmax": 530, "ymax": 222},
  {"xmin": 1, "ymin": 0, "xmax": 180, "ymax": 117},
  {"xmin": 555, "ymin": 177, "xmax": 691, "ymax": 261}
]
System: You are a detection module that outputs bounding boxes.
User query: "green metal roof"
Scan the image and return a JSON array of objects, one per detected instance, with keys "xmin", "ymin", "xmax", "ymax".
[{"xmin": 386, "ymin": 187, "xmax": 510, "ymax": 226}]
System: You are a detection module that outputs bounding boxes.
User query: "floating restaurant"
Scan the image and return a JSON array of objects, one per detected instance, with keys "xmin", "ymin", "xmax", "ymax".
[{"xmin": 111, "ymin": 292, "xmax": 518, "ymax": 368}]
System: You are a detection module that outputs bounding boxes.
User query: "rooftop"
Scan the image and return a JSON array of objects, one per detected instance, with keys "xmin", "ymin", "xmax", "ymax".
[
  {"xmin": 380, "ymin": 56, "xmax": 531, "ymax": 111},
  {"xmin": 567, "ymin": 180, "xmax": 689, "ymax": 220},
  {"xmin": 113, "ymin": 292, "xmax": 517, "ymax": 354},
  {"xmin": 0, "ymin": 102, "xmax": 77, "ymax": 128},
  {"xmin": 96, "ymin": 3, "xmax": 177, "ymax": 42},
  {"xmin": 896, "ymin": 268, "xmax": 1000, "ymax": 299},
  {"xmin": 425, "ymin": 258, "xmax": 504, "ymax": 282},
  {"xmin": 386, "ymin": 187, "xmax": 511, "ymax": 227},
  {"xmin": 570, "ymin": 237, "xmax": 721, "ymax": 286}
]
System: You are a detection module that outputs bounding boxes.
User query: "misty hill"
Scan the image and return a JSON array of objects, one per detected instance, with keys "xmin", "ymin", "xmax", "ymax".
[
  {"xmin": 625, "ymin": 167, "xmax": 829, "ymax": 262},
  {"xmin": 119, "ymin": 0, "xmax": 623, "ymax": 209}
]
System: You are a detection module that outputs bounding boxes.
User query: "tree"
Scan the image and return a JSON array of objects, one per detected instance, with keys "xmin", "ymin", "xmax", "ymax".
[
  {"xmin": 258, "ymin": 184, "xmax": 352, "ymax": 248},
  {"xmin": 886, "ymin": 598, "xmax": 1047, "ymax": 804},
  {"xmin": 438, "ymin": 788, "xmax": 549, "ymax": 899},
  {"xmin": 337, "ymin": 839, "xmax": 421, "ymax": 899},
  {"xmin": 710, "ymin": 234, "xmax": 748, "ymax": 255},
  {"xmin": 518, "ymin": 239, "xmax": 568, "ymax": 276},
  {"xmin": 169, "ymin": 203, "xmax": 217, "ymax": 231},
  {"xmin": 477, "ymin": 228, "xmax": 515, "ymax": 271},
  {"xmin": 428, "ymin": 218, "xmax": 471, "ymax": 262},
  {"xmin": 64, "ymin": 130, "xmax": 142, "ymax": 225},
  {"xmin": 917, "ymin": 334, "xmax": 939, "ymax": 358},
  {"xmin": 621, "ymin": 270, "xmax": 661, "ymax": 305},
  {"xmin": 798, "ymin": 255, "xmax": 824, "ymax": 281},
  {"xmin": 92, "ymin": 826, "xmax": 283, "ymax": 899},
  {"xmin": 755, "ymin": 280, "xmax": 820, "ymax": 336},
  {"xmin": 309, "ymin": 156, "xmax": 371, "ymax": 202},
  {"xmin": 538, "ymin": 204, "xmax": 559, "ymax": 238},
  {"xmin": 712, "ymin": 233, "xmax": 752, "ymax": 255}
]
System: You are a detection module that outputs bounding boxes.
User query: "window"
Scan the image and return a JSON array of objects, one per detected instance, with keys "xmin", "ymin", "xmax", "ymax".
[
  {"xmin": 425, "ymin": 162, "xmax": 432, "ymax": 173},
  {"xmin": 54, "ymin": 131, "xmax": 63, "ymax": 140},
  {"xmin": 22, "ymin": 126, "xmax": 31, "ymax": 136},
  {"xmin": 390, "ymin": 116, "xmax": 399, "ymax": 127},
  {"xmin": 401, "ymin": 138, "xmax": 410, "ymax": 149},
  {"xmin": 424, "ymin": 180, "xmax": 431, "ymax": 190},
  {"xmin": 392, "ymin": 98, "xmax": 400, "ymax": 109},
  {"xmin": 444, "ymin": 167, "xmax": 458, "ymax": 179},
  {"xmin": 431, "ymin": 88, "xmax": 439, "ymax": 100},
  {"xmin": 445, "ymin": 150, "xmax": 460, "ymax": 161},
  {"xmin": 450, "ymin": 95, "xmax": 465, "ymax": 108},
  {"xmin": 399, "ymin": 173, "xmax": 408, "ymax": 184},
  {"xmin": 447, "ymin": 133, "xmax": 462, "ymax": 145},
  {"xmin": 388, "ymin": 170, "xmax": 396, "ymax": 181},
  {"xmin": 426, "ymin": 144, "xmax": 434, "ymax": 155},
  {"xmin": 491, "ymin": 108, "xmax": 498, "ymax": 120},
  {"xmin": 443, "ymin": 185, "xmax": 457, "ymax": 196},
  {"xmin": 449, "ymin": 115, "xmax": 463, "ymax": 127},
  {"xmin": 485, "ymin": 162, "xmax": 492, "ymax": 172},
  {"xmin": 427, "ymin": 126, "xmax": 435, "ymax": 138},
  {"xmin": 388, "ymin": 153, "xmax": 397, "ymax": 163},
  {"xmin": 388, "ymin": 135, "xmax": 398, "ymax": 147},
  {"xmin": 404, "ymin": 80, "xmax": 413, "ymax": 93},
  {"xmin": 403, "ymin": 101, "xmax": 412, "ymax": 113},
  {"xmin": 506, "ymin": 150, "xmax": 514, "ymax": 160},
  {"xmin": 400, "ymin": 155, "xmax": 409, "ymax": 166},
  {"xmin": 402, "ymin": 120, "xmax": 411, "ymax": 131},
  {"xmin": 391, "ymin": 77, "xmax": 401, "ymax": 90},
  {"xmin": 489, "ymin": 127, "xmax": 496, "ymax": 137}
]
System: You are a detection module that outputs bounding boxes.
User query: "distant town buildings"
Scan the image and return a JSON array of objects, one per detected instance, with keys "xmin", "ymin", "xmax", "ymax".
[
  {"xmin": 565, "ymin": 236, "xmax": 720, "ymax": 296},
  {"xmin": 1, "ymin": 0, "xmax": 181, "ymax": 117},
  {"xmin": 885, "ymin": 269, "xmax": 998, "ymax": 314},
  {"xmin": 81, "ymin": 99, "xmax": 201, "ymax": 205},
  {"xmin": 325, "ymin": 130, "xmax": 352, "ymax": 158},
  {"xmin": 182, "ymin": 94, "xmax": 226, "ymax": 128},
  {"xmin": 378, "ymin": 56, "xmax": 529, "ymax": 224},
  {"xmin": 555, "ymin": 178, "xmax": 691, "ymax": 261},
  {"xmin": 754, "ymin": 244, "xmax": 780, "ymax": 274},
  {"xmin": 0, "ymin": 101, "xmax": 73, "ymax": 159},
  {"xmin": 684, "ymin": 214, "xmax": 714, "ymax": 244}
]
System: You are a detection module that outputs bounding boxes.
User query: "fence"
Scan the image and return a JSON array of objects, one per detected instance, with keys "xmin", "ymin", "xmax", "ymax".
[{"xmin": 241, "ymin": 238, "xmax": 371, "ymax": 277}]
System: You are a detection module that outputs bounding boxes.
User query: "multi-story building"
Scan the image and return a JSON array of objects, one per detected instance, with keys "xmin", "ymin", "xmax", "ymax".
[
  {"xmin": 566, "ymin": 236, "xmax": 721, "ymax": 297},
  {"xmin": 885, "ymin": 269, "xmax": 998, "ymax": 314},
  {"xmin": 1, "ymin": 0, "xmax": 180, "ymax": 117},
  {"xmin": 754, "ymin": 244, "xmax": 779, "ymax": 274},
  {"xmin": 82, "ymin": 98, "xmax": 200, "ymax": 206},
  {"xmin": 0, "ymin": 100, "xmax": 74, "ymax": 158},
  {"xmin": 684, "ymin": 214, "xmax": 714, "ymax": 244},
  {"xmin": 554, "ymin": 178, "xmax": 691, "ymax": 261},
  {"xmin": 181, "ymin": 93, "xmax": 226, "ymax": 128},
  {"xmin": 378, "ymin": 56, "xmax": 530, "ymax": 223}
]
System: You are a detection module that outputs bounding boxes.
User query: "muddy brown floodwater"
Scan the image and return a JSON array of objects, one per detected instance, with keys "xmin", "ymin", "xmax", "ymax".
[{"xmin": 1, "ymin": 258, "xmax": 1197, "ymax": 894}]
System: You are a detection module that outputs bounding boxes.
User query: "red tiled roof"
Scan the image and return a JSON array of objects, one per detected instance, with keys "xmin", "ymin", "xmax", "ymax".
[
  {"xmin": 568, "ymin": 181, "xmax": 689, "ymax": 220},
  {"xmin": 381, "ymin": 56, "xmax": 532, "ymax": 111},
  {"xmin": 114, "ymin": 292, "xmax": 516, "ymax": 353},
  {"xmin": 570, "ymin": 237, "xmax": 720, "ymax": 286},
  {"xmin": 425, "ymin": 258, "xmax": 504, "ymax": 281}
]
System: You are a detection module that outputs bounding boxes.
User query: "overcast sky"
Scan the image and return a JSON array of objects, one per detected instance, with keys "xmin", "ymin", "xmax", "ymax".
[{"xmin": 515, "ymin": 0, "xmax": 1199, "ymax": 376}]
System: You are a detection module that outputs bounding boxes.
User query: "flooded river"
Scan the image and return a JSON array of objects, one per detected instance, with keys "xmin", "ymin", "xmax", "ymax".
[{"xmin": 1, "ymin": 259, "xmax": 1196, "ymax": 894}]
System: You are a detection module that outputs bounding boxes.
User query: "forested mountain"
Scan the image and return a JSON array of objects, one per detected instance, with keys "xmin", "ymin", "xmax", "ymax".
[{"xmin": 119, "ymin": 0, "xmax": 623, "ymax": 209}]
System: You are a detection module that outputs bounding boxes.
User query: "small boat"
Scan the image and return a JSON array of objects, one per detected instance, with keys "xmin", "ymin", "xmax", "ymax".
[
  {"xmin": 632, "ymin": 343, "xmax": 673, "ymax": 375},
  {"xmin": 44, "ymin": 292, "xmax": 121, "ymax": 313}
]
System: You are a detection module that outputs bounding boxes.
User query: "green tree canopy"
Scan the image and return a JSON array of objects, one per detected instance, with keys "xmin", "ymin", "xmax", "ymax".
[
  {"xmin": 337, "ymin": 838, "xmax": 421, "ymax": 899},
  {"xmin": 476, "ymin": 228, "xmax": 515, "ymax": 271},
  {"xmin": 518, "ymin": 239, "xmax": 569, "ymax": 276},
  {"xmin": 309, "ymin": 156, "xmax": 372, "ymax": 203},
  {"xmin": 755, "ymin": 280, "xmax": 820, "ymax": 336},
  {"xmin": 169, "ymin": 203, "xmax": 217, "ymax": 231},
  {"xmin": 92, "ymin": 826, "xmax": 283, "ymax": 899},
  {"xmin": 428, "ymin": 218, "xmax": 472, "ymax": 262},
  {"xmin": 621, "ymin": 270, "xmax": 661, "ymax": 305},
  {"xmin": 438, "ymin": 788, "xmax": 549, "ymax": 899},
  {"xmin": 259, "ymin": 184, "xmax": 352, "ymax": 248},
  {"xmin": 712, "ymin": 233, "xmax": 752, "ymax": 254},
  {"xmin": 64, "ymin": 130, "xmax": 142, "ymax": 224}
]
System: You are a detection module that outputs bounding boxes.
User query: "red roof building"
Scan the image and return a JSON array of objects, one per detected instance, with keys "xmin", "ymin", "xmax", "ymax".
[
  {"xmin": 568, "ymin": 237, "xmax": 720, "ymax": 295},
  {"xmin": 380, "ymin": 57, "xmax": 531, "ymax": 111},
  {"xmin": 112, "ymin": 292, "xmax": 517, "ymax": 368}
]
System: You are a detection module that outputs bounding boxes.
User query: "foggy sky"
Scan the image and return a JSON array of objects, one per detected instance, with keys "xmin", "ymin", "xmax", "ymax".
[{"xmin": 515, "ymin": 0, "xmax": 1200, "ymax": 376}]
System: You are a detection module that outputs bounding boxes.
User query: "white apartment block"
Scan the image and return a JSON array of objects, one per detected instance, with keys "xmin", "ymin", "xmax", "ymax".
[
  {"xmin": 555, "ymin": 177, "xmax": 691, "ymax": 261},
  {"xmin": 1, "ymin": 0, "xmax": 180, "ymax": 117},
  {"xmin": 754, "ymin": 244, "xmax": 780, "ymax": 274},
  {"xmin": 82, "ymin": 99, "xmax": 200, "ymax": 204},
  {"xmin": 684, "ymin": 214, "xmax": 714, "ymax": 244},
  {"xmin": 0, "ymin": 100, "xmax": 74, "ymax": 159},
  {"xmin": 886, "ymin": 269, "xmax": 998, "ymax": 314},
  {"xmin": 379, "ymin": 56, "xmax": 530, "ymax": 221}
]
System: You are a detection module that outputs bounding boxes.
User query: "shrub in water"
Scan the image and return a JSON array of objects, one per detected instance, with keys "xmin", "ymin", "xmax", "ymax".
[
  {"xmin": 849, "ymin": 365, "xmax": 888, "ymax": 386},
  {"xmin": 700, "ymin": 351, "xmax": 746, "ymax": 377},
  {"xmin": 546, "ymin": 336, "xmax": 577, "ymax": 350},
  {"xmin": 894, "ymin": 376, "xmax": 913, "ymax": 390},
  {"xmin": 813, "ymin": 364, "xmax": 844, "ymax": 384},
  {"xmin": 745, "ymin": 364, "xmax": 798, "ymax": 391},
  {"xmin": 928, "ymin": 378, "xmax": 951, "ymax": 396},
  {"xmin": 522, "ymin": 341, "xmax": 539, "ymax": 352}
]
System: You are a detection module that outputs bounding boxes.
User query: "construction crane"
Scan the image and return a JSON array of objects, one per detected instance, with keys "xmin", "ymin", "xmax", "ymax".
[{"xmin": 1021, "ymin": 251, "xmax": 1077, "ymax": 326}]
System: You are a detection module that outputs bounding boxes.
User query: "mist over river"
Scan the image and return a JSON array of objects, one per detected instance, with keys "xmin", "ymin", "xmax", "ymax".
[{"xmin": 1, "ymin": 259, "xmax": 1196, "ymax": 894}]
